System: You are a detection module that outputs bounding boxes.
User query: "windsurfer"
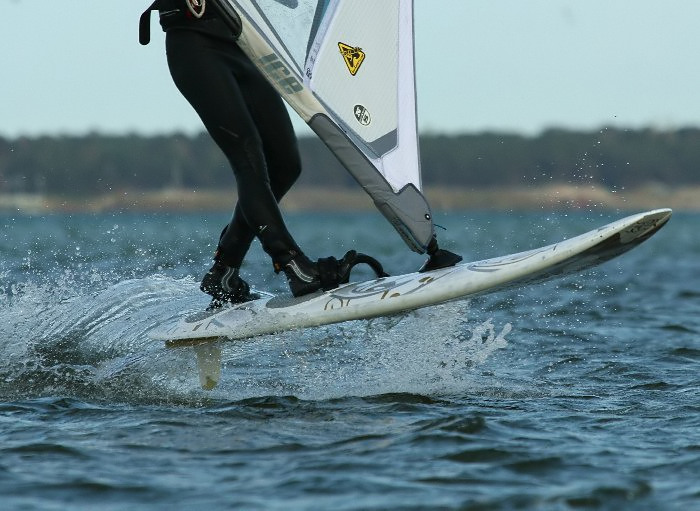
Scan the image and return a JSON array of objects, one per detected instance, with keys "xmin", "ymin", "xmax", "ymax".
[{"xmin": 140, "ymin": 0, "xmax": 388, "ymax": 307}]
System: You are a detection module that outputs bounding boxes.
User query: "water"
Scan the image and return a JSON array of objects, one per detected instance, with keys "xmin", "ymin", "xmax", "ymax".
[{"xmin": 1, "ymin": 209, "xmax": 698, "ymax": 510}]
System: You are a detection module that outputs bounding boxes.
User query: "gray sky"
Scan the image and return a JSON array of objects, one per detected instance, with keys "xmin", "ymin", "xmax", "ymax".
[{"xmin": 2, "ymin": 0, "xmax": 699, "ymax": 137}]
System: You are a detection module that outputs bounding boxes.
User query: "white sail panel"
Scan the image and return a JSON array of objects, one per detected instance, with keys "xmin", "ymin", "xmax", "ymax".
[
  {"xmin": 379, "ymin": 0, "xmax": 421, "ymax": 191},
  {"xmin": 306, "ymin": 0, "xmax": 421, "ymax": 192},
  {"xmin": 308, "ymin": 1, "xmax": 399, "ymax": 147}
]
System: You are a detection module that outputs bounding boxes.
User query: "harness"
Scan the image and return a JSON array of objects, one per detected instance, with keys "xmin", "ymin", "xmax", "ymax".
[{"xmin": 139, "ymin": 0, "xmax": 206, "ymax": 45}]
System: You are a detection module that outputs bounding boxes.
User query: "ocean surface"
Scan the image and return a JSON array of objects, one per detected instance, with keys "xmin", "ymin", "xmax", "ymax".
[{"xmin": 0, "ymin": 208, "xmax": 698, "ymax": 510}]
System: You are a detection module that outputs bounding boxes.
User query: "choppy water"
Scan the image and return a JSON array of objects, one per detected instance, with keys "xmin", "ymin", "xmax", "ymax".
[{"xmin": 1, "ymin": 209, "xmax": 698, "ymax": 510}]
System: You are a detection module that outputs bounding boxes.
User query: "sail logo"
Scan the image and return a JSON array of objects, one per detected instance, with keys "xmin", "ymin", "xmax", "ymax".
[
  {"xmin": 338, "ymin": 42, "xmax": 366, "ymax": 76},
  {"xmin": 258, "ymin": 54, "xmax": 303, "ymax": 95},
  {"xmin": 354, "ymin": 105, "xmax": 371, "ymax": 126}
]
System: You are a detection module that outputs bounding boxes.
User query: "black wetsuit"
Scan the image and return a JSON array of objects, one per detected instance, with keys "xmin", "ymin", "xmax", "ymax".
[{"xmin": 149, "ymin": 0, "xmax": 304, "ymax": 268}]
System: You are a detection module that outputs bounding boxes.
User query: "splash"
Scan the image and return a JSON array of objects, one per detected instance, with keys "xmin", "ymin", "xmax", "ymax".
[
  {"xmin": 0, "ymin": 272, "xmax": 512, "ymax": 404},
  {"xmin": 0, "ymin": 272, "xmax": 207, "ymax": 402},
  {"xmin": 208, "ymin": 300, "xmax": 512, "ymax": 400}
]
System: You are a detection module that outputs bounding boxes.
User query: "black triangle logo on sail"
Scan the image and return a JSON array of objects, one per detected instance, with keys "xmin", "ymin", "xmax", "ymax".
[{"xmin": 338, "ymin": 42, "xmax": 366, "ymax": 76}]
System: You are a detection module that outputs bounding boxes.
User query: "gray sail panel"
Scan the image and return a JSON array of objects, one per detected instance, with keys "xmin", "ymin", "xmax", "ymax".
[{"xmin": 309, "ymin": 115, "xmax": 433, "ymax": 252}]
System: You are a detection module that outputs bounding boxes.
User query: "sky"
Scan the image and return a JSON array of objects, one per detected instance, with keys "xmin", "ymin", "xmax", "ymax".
[{"xmin": 2, "ymin": 0, "xmax": 699, "ymax": 138}]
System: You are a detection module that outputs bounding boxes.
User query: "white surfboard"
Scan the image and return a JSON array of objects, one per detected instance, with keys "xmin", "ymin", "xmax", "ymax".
[{"xmin": 150, "ymin": 209, "xmax": 671, "ymax": 347}]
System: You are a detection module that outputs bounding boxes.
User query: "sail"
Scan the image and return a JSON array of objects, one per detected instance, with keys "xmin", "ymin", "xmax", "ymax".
[{"xmin": 212, "ymin": 0, "xmax": 434, "ymax": 253}]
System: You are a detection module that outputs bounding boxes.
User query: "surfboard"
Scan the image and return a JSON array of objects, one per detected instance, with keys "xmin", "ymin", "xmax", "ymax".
[{"xmin": 150, "ymin": 208, "xmax": 671, "ymax": 347}]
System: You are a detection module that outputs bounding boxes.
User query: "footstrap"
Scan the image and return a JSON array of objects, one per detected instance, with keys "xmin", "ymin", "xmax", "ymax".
[
  {"xmin": 317, "ymin": 250, "xmax": 389, "ymax": 291},
  {"xmin": 348, "ymin": 252, "xmax": 390, "ymax": 280}
]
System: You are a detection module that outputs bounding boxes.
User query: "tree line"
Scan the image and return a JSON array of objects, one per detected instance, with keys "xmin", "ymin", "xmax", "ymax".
[{"xmin": 1, "ymin": 127, "xmax": 698, "ymax": 195}]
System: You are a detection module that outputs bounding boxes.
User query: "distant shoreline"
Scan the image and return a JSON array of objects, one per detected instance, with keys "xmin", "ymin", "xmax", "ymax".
[{"xmin": 0, "ymin": 184, "xmax": 697, "ymax": 214}]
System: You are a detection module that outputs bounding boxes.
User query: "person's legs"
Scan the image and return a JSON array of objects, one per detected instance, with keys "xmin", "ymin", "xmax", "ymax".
[
  {"xmin": 166, "ymin": 31, "xmax": 326, "ymax": 300},
  {"xmin": 216, "ymin": 43, "xmax": 302, "ymax": 267},
  {"xmin": 167, "ymin": 31, "xmax": 301, "ymax": 258}
]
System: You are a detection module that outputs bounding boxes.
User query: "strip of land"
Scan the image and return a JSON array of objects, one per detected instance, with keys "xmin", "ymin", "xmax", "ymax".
[{"xmin": 0, "ymin": 184, "xmax": 697, "ymax": 214}]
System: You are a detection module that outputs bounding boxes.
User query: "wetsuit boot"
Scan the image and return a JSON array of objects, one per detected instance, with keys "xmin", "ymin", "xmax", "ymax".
[
  {"xmin": 200, "ymin": 260, "xmax": 260, "ymax": 309},
  {"xmin": 273, "ymin": 251, "xmax": 322, "ymax": 297}
]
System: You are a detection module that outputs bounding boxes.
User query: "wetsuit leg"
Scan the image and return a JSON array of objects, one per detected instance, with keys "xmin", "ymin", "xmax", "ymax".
[
  {"xmin": 214, "ymin": 43, "xmax": 302, "ymax": 267},
  {"xmin": 165, "ymin": 30, "xmax": 302, "ymax": 265}
]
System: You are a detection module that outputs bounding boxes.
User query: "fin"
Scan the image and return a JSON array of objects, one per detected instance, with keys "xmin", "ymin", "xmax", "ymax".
[{"xmin": 194, "ymin": 343, "xmax": 222, "ymax": 390}]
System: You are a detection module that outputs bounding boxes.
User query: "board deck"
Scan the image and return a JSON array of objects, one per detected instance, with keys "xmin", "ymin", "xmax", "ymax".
[{"xmin": 149, "ymin": 209, "xmax": 671, "ymax": 347}]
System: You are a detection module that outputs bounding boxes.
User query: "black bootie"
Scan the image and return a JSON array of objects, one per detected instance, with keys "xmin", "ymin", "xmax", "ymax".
[
  {"xmin": 200, "ymin": 261, "xmax": 259, "ymax": 309},
  {"xmin": 274, "ymin": 251, "xmax": 322, "ymax": 297}
]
